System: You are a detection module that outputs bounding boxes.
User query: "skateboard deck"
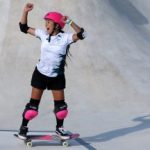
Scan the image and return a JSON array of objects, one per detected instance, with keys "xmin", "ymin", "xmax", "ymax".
[{"xmin": 14, "ymin": 133, "xmax": 79, "ymax": 147}]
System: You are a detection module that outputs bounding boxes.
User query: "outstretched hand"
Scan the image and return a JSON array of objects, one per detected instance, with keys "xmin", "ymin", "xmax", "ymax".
[{"xmin": 24, "ymin": 3, "xmax": 34, "ymax": 12}]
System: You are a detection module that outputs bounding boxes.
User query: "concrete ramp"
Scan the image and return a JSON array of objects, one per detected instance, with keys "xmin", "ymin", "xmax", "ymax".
[{"xmin": 0, "ymin": 0, "xmax": 150, "ymax": 149}]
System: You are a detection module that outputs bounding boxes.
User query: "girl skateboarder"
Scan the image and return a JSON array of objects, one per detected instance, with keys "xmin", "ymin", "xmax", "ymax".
[{"xmin": 18, "ymin": 3, "xmax": 86, "ymax": 140}]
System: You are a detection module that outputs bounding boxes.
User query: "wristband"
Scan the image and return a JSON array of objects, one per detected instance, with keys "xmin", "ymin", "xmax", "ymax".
[{"xmin": 66, "ymin": 19, "xmax": 73, "ymax": 26}]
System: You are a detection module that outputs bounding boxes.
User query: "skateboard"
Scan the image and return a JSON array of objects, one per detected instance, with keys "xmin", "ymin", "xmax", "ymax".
[{"xmin": 14, "ymin": 133, "xmax": 79, "ymax": 147}]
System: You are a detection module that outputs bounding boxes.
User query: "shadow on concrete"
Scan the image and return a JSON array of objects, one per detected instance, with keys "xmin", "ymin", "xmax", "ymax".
[
  {"xmin": 1, "ymin": 115, "xmax": 150, "ymax": 150},
  {"xmin": 82, "ymin": 115, "xmax": 150, "ymax": 143},
  {"xmin": 109, "ymin": 0, "xmax": 149, "ymax": 25}
]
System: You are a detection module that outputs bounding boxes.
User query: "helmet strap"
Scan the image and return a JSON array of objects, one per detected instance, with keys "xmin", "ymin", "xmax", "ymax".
[{"xmin": 48, "ymin": 34, "xmax": 51, "ymax": 42}]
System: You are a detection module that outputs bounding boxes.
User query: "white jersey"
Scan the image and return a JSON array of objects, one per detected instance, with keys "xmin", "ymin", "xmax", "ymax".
[{"xmin": 35, "ymin": 29, "xmax": 73, "ymax": 77}]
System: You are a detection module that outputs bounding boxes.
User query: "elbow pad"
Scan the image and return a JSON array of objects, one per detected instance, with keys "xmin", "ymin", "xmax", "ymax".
[
  {"xmin": 19, "ymin": 22, "xmax": 30, "ymax": 34},
  {"xmin": 77, "ymin": 28, "xmax": 87, "ymax": 40}
]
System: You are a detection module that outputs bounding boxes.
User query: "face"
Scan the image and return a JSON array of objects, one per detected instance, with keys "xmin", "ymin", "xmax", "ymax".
[{"xmin": 45, "ymin": 19, "xmax": 55, "ymax": 34}]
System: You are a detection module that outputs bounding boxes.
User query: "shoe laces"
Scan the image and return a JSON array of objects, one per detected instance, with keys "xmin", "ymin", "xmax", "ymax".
[{"xmin": 59, "ymin": 127, "xmax": 68, "ymax": 134}]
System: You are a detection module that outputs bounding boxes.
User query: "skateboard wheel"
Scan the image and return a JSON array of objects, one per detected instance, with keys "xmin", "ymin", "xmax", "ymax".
[
  {"xmin": 62, "ymin": 141, "xmax": 69, "ymax": 147},
  {"xmin": 26, "ymin": 141, "xmax": 32, "ymax": 147}
]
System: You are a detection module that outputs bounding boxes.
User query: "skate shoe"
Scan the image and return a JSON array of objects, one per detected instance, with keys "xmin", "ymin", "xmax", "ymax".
[
  {"xmin": 18, "ymin": 126, "xmax": 28, "ymax": 140},
  {"xmin": 55, "ymin": 126, "xmax": 70, "ymax": 140}
]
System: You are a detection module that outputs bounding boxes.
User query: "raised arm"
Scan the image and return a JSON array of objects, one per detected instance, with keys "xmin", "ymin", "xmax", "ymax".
[
  {"xmin": 19, "ymin": 3, "xmax": 35, "ymax": 36},
  {"xmin": 63, "ymin": 16, "xmax": 87, "ymax": 42}
]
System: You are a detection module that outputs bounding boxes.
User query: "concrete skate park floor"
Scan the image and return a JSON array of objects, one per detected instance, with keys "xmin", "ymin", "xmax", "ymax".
[{"xmin": 0, "ymin": 0, "xmax": 150, "ymax": 150}]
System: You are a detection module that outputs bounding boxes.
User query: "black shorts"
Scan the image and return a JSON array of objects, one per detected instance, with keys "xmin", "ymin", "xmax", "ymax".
[{"xmin": 31, "ymin": 67, "xmax": 66, "ymax": 90}]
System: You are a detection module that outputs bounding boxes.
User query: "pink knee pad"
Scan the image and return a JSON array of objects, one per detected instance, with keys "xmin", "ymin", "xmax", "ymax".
[
  {"xmin": 24, "ymin": 110, "xmax": 38, "ymax": 120},
  {"xmin": 56, "ymin": 110, "xmax": 68, "ymax": 120}
]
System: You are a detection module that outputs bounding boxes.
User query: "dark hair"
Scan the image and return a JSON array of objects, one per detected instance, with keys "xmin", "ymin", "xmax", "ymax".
[{"xmin": 56, "ymin": 23, "xmax": 73, "ymax": 66}]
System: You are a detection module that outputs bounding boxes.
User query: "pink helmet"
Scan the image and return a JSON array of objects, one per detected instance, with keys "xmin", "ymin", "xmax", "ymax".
[{"xmin": 44, "ymin": 12, "xmax": 65, "ymax": 29}]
